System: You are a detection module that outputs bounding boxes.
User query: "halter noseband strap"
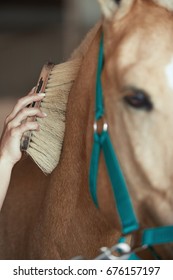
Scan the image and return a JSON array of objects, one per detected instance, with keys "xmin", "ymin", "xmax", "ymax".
[{"xmin": 89, "ymin": 34, "xmax": 173, "ymax": 259}]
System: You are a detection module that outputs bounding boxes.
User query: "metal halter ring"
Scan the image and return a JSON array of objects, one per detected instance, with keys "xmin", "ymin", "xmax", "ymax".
[
  {"xmin": 94, "ymin": 242, "xmax": 131, "ymax": 260},
  {"xmin": 93, "ymin": 118, "xmax": 108, "ymax": 134}
]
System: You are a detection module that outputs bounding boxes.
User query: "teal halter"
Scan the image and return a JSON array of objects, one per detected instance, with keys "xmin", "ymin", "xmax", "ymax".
[{"xmin": 89, "ymin": 35, "xmax": 173, "ymax": 260}]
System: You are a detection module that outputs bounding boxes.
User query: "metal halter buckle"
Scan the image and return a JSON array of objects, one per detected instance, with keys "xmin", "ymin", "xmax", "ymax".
[{"xmin": 93, "ymin": 117, "xmax": 108, "ymax": 134}]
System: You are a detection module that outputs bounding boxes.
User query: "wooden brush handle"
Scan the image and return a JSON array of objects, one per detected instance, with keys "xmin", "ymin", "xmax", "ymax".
[{"xmin": 20, "ymin": 63, "xmax": 54, "ymax": 151}]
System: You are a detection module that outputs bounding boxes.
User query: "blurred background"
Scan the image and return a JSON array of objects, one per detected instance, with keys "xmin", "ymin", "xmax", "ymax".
[{"xmin": 0, "ymin": 0, "xmax": 100, "ymax": 134}]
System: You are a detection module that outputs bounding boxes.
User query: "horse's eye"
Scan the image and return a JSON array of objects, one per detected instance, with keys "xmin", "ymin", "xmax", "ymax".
[{"xmin": 123, "ymin": 89, "xmax": 153, "ymax": 111}]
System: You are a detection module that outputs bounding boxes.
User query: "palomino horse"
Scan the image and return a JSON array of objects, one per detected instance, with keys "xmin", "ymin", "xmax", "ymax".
[{"xmin": 1, "ymin": 0, "xmax": 173, "ymax": 259}]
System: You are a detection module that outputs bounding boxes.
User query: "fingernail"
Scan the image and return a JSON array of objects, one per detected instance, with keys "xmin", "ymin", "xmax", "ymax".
[
  {"xmin": 37, "ymin": 93, "xmax": 45, "ymax": 97},
  {"xmin": 43, "ymin": 112, "xmax": 47, "ymax": 117}
]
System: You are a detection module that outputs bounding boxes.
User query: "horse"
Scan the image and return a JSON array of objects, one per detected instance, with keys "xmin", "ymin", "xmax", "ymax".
[{"xmin": 1, "ymin": 0, "xmax": 173, "ymax": 259}]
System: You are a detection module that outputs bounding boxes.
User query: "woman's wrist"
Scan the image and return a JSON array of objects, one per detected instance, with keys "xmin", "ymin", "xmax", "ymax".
[
  {"xmin": 0, "ymin": 154, "xmax": 15, "ymax": 171},
  {"xmin": 0, "ymin": 154, "xmax": 14, "ymax": 211}
]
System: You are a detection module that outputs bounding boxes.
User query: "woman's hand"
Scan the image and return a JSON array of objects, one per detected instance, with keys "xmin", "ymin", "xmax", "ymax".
[{"xmin": 0, "ymin": 88, "xmax": 46, "ymax": 167}]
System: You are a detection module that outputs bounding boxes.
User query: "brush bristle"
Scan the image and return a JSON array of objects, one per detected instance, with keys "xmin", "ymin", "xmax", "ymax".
[{"xmin": 27, "ymin": 58, "xmax": 82, "ymax": 174}]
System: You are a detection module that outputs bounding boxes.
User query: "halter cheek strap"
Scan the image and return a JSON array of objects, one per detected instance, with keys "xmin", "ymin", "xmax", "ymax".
[
  {"xmin": 89, "ymin": 34, "xmax": 139, "ymax": 235},
  {"xmin": 89, "ymin": 34, "xmax": 173, "ymax": 260}
]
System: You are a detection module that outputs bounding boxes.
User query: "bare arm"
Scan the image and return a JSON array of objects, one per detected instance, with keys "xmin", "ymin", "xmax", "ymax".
[
  {"xmin": 0, "ymin": 158, "xmax": 13, "ymax": 211},
  {"xmin": 0, "ymin": 88, "xmax": 46, "ymax": 210}
]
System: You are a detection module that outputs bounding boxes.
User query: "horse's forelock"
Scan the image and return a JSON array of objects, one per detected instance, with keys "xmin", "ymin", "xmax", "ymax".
[
  {"xmin": 114, "ymin": 0, "xmax": 121, "ymax": 4},
  {"xmin": 98, "ymin": 0, "xmax": 173, "ymax": 21},
  {"xmin": 98, "ymin": 0, "xmax": 135, "ymax": 19},
  {"xmin": 117, "ymin": 0, "xmax": 173, "ymax": 21}
]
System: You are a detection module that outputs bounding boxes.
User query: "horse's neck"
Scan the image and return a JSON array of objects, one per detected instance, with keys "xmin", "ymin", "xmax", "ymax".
[
  {"xmin": 41, "ymin": 25, "xmax": 119, "ymax": 259},
  {"xmin": 50, "ymin": 26, "xmax": 102, "ymax": 194},
  {"xmin": 61, "ymin": 24, "xmax": 122, "ymax": 231}
]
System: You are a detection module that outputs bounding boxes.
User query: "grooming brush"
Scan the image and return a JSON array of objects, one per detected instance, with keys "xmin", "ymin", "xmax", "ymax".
[{"xmin": 20, "ymin": 58, "xmax": 81, "ymax": 174}]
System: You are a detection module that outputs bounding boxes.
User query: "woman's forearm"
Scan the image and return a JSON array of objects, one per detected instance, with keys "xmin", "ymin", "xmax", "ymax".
[
  {"xmin": 0, "ymin": 89, "xmax": 46, "ymax": 211},
  {"xmin": 0, "ymin": 157, "xmax": 13, "ymax": 210}
]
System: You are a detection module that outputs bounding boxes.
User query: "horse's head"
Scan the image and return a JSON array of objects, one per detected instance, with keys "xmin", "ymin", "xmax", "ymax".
[{"xmin": 96, "ymin": 0, "xmax": 173, "ymax": 257}]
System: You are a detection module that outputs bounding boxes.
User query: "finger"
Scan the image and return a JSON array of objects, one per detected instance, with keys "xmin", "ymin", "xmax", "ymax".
[
  {"xmin": 27, "ymin": 86, "xmax": 36, "ymax": 96},
  {"xmin": 26, "ymin": 86, "xmax": 45, "ymax": 107},
  {"xmin": 6, "ymin": 93, "xmax": 45, "ymax": 124},
  {"xmin": 8, "ymin": 108, "xmax": 47, "ymax": 128},
  {"xmin": 26, "ymin": 86, "xmax": 37, "ymax": 107},
  {"xmin": 12, "ymin": 122, "xmax": 40, "ymax": 138}
]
